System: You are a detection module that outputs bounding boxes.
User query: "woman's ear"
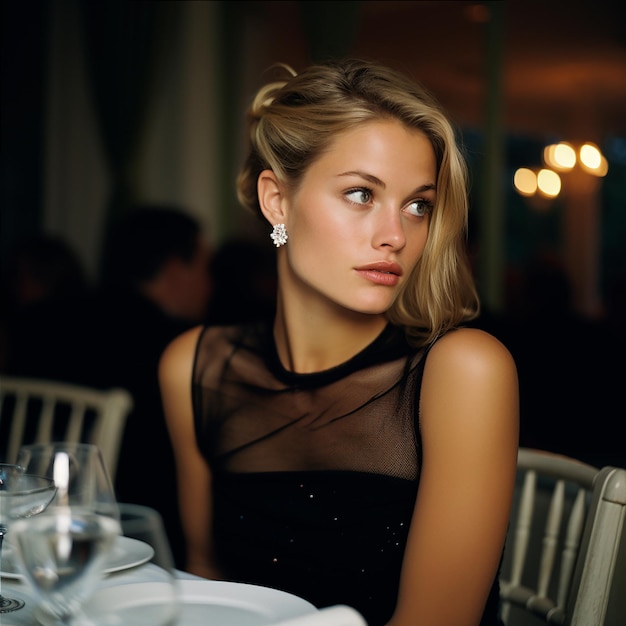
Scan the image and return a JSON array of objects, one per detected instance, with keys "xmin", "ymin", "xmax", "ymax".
[{"xmin": 257, "ymin": 170, "xmax": 287, "ymax": 226}]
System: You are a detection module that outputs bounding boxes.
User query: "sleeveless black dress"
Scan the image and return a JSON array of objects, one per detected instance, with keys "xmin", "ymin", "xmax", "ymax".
[{"xmin": 192, "ymin": 322, "xmax": 502, "ymax": 626}]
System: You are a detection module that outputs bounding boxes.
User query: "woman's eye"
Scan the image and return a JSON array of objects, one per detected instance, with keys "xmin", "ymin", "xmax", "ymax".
[
  {"xmin": 345, "ymin": 188, "xmax": 372, "ymax": 205},
  {"xmin": 405, "ymin": 199, "xmax": 433, "ymax": 217}
]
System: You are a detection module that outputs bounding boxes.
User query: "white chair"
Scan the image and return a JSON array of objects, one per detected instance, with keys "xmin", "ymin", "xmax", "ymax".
[
  {"xmin": 0, "ymin": 375, "xmax": 133, "ymax": 482},
  {"xmin": 500, "ymin": 447, "xmax": 626, "ymax": 626},
  {"xmin": 270, "ymin": 605, "xmax": 367, "ymax": 626}
]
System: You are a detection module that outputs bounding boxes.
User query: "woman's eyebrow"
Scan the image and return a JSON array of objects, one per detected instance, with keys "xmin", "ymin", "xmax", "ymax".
[
  {"xmin": 338, "ymin": 171, "xmax": 436, "ymax": 194},
  {"xmin": 337, "ymin": 171, "xmax": 385, "ymax": 188},
  {"xmin": 413, "ymin": 183, "xmax": 436, "ymax": 193}
]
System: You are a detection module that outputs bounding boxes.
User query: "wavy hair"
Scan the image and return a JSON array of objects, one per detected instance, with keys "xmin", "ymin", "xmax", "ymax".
[{"xmin": 236, "ymin": 58, "xmax": 479, "ymax": 346}]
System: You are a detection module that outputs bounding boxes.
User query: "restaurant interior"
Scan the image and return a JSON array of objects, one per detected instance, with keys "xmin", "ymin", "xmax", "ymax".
[
  {"xmin": 0, "ymin": 2, "xmax": 625, "ymax": 624},
  {"xmin": 2, "ymin": 0, "xmax": 625, "ymax": 319}
]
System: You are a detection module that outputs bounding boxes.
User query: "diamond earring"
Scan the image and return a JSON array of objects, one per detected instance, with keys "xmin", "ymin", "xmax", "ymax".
[{"xmin": 270, "ymin": 223, "xmax": 288, "ymax": 247}]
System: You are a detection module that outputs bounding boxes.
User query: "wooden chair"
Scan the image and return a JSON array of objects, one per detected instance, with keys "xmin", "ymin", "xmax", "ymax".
[
  {"xmin": 0, "ymin": 375, "xmax": 133, "ymax": 482},
  {"xmin": 500, "ymin": 447, "xmax": 626, "ymax": 626}
]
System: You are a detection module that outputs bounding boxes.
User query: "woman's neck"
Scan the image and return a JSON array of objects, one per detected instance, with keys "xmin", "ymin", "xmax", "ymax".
[{"xmin": 272, "ymin": 297, "xmax": 388, "ymax": 374}]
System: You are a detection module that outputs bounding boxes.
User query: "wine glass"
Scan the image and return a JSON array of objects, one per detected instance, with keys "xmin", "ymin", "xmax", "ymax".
[
  {"xmin": 0, "ymin": 463, "xmax": 57, "ymax": 613},
  {"xmin": 79, "ymin": 503, "xmax": 180, "ymax": 626},
  {"xmin": 9, "ymin": 505, "xmax": 120, "ymax": 625},
  {"xmin": 15, "ymin": 442, "xmax": 119, "ymax": 521},
  {"xmin": 7, "ymin": 443, "xmax": 121, "ymax": 623}
]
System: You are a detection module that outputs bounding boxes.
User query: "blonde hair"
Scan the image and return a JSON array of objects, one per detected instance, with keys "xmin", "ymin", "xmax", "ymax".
[{"xmin": 237, "ymin": 58, "xmax": 479, "ymax": 346}]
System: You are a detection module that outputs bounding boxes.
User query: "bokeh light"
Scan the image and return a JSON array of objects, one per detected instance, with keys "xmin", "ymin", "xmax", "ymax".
[
  {"xmin": 513, "ymin": 168, "xmax": 537, "ymax": 196},
  {"xmin": 544, "ymin": 142, "xmax": 576, "ymax": 170},
  {"xmin": 537, "ymin": 169, "xmax": 561, "ymax": 197}
]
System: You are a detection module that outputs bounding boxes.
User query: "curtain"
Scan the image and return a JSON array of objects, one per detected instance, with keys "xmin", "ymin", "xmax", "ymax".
[{"xmin": 79, "ymin": 0, "xmax": 159, "ymax": 222}]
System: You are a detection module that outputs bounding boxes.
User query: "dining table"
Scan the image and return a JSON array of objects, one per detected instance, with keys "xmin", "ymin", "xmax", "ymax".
[{"xmin": 1, "ymin": 540, "xmax": 320, "ymax": 626}]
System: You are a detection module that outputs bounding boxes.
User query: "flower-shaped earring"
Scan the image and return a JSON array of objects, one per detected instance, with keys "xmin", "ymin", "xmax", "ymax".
[{"xmin": 270, "ymin": 223, "xmax": 288, "ymax": 247}]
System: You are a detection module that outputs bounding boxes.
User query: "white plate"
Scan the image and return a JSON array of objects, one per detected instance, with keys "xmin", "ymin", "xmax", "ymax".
[
  {"xmin": 80, "ymin": 579, "xmax": 318, "ymax": 625},
  {"xmin": 1, "ymin": 535, "xmax": 153, "ymax": 580}
]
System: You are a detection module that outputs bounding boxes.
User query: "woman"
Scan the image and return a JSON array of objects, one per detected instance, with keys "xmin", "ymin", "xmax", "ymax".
[{"xmin": 159, "ymin": 58, "xmax": 519, "ymax": 626}]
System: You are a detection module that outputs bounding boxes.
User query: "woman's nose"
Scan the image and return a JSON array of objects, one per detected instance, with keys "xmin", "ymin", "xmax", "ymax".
[{"xmin": 372, "ymin": 206, "xmax": 406, "ymax": 250}]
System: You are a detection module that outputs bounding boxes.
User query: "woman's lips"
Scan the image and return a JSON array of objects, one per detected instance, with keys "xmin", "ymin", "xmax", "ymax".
[{"xmin": 354, "ymin": 261, "xmax": 403, "ymax": 286}]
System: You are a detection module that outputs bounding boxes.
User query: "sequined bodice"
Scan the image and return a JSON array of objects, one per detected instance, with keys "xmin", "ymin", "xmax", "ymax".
[{"xmin": 192, "ymin": 323, "xmax": 502, "ymax": 626}]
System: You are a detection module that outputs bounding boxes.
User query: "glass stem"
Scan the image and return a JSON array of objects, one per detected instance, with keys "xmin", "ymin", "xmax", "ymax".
[{"xmin": 0, "ymin": 524, "xmax": 5, "ymax": 601}]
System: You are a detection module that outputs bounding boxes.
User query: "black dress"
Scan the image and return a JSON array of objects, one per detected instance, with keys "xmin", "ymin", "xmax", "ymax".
[{"xmin": 192, "ymin": 322, "xmax": 502, "ymax": 626}]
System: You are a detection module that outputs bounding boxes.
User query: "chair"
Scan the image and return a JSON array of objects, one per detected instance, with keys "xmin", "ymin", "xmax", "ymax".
[
  {"xmin": 0, "ymin": 375, "xmax": 133, "ymax": 482},
  {"xmin": 499, "ymin": 447, "xmax": 626, "ymax": 626},
  {"xmin": 270, "ymin": 605, "xmax": 367, "ymax": 626}
]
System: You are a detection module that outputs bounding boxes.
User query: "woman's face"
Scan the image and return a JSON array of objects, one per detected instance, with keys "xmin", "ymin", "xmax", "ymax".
[{"xmin": 280, "ymin": 119, "xmax": 437, "ymax": 317}]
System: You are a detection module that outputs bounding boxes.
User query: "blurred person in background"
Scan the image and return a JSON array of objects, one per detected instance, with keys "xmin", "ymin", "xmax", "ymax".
[
  {"xmin": 0, "ymin": 233, "xmax": 100, "ymax": 386},
  {"xmin": 205, "ymin": 236, "xmax": 277, "ymax": 326},
  {"xmin": 97, "ymin": 204, "xmax": 212, "ymax": 569}
]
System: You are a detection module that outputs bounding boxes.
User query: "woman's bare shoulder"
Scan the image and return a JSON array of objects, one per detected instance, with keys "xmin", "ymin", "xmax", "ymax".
[
  {"xmin": 427, "ymin": 326, "xmax": 516, "ymax": 379},
  {"xmin": 159, "ymin": 325, "xmax": 204, "ymax": 378},
  {"xmin": 421, "ymin": 326, "xmax": 519, "ymax": 431},
  {"xmin": 419, "ymin": 326, "xmax": 519, "ymax": 480}
]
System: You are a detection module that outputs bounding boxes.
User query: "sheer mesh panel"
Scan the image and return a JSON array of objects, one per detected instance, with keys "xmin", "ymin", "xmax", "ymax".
[{"xmin": 193, "ymin": 323, "xmax": 425, "ymax": 479}]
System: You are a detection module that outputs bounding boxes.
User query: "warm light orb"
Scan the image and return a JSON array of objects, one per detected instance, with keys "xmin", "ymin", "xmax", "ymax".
[
  {"xmin": 520, "ymin": 140, "xmax": 608, "ymax": 203},
  {"xmin": 580, "ymin": 153, "xmax": 609, "ymax": 177},
  {"xmin": 579, "ymin": 143, "xmax": 602, "ymax": 170},
  {"xmin": 513, "ymin": 168, "xmax": 537, "ymax": 196},
  {"xmin": 543, "ymin": 144, "xmax": 556, "ymax": 167},
  {"xmin": 596, "ymin": 155, "xmax": 609, "ymax": 176},
  {"xmin": 544, "ymin": 142, "xmax": 576, "ymax": 171},
  {"xmin": 554, "ymin": 142, "xmax": 576, "ymax": 169},
  {"xmin": 537, "ymin": 169, "xmax": 561, "ymax": 197}
]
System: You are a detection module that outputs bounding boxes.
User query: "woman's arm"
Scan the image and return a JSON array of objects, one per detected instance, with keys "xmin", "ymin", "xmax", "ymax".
[
  {"xmin": 390, "ymin": 327, "xmax": 519, "ymax": 626},
  {"xmin": 158, "ymin": 326, "xmax": 222, "ymax": 579}
]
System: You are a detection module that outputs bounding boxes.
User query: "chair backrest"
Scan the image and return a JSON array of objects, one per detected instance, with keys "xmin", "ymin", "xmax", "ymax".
[
  {"xmin": 500, "ymin": 447, "xmax": 626, "ymax": 626},
  {"xmin": 0, "ymin": 375, "xmax": 133, "ymax": 482},
  {"xmin": 567, "ymin": 464, "xmax": 626, "ymax": 626},
  {"xmin": 270, "ymin": 605, "xmax": 368, "ymax": 626}
]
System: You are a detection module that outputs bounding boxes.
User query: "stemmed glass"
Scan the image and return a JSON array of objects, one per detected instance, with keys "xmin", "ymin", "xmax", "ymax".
[
  {"xmin": 15, "ymin": 443, "xmax": 120, "ymax": 521},
  {"xmin": 10, "ymin": 503, "xmax": 120, "ymax": 625},
  {"xmin": 81, "ymin": 503, "xmax": 180, "ymax": 626},
  {"xmin": 0, "ymin": 463, "xmax": 57, "ymax": 613},
  {"xmin": 7, "ymin": 443, "xmax": 121, "ymax": 625}
]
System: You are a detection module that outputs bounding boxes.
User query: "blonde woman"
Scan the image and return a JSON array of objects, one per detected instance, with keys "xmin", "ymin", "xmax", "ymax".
[{"xmin": 160, "ymin": 58, "xmax": 519, "ymax": 626}]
